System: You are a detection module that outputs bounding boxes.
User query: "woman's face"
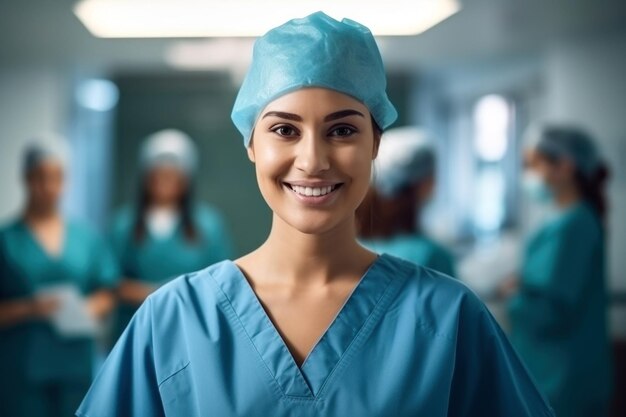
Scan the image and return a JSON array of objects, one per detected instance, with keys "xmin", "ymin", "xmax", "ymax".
[
  {"xmin": 25, "ymin": 160, "xmax": 64, "ymax": 211},
  {"xmin": 145, "ymin": 165, "xmax": 188, "ymax": 206},
  {"xmin": 248, "ymin": 88, "xmax": 379, "ymax": 235},
  {"xmin": 524, "ymin": 149, "xmax": 574, "ymax": 192}
]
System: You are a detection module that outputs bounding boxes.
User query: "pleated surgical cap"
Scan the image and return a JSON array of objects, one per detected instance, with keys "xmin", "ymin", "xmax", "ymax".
[
  {"xmin": 373, "ymin": 127, "xmax": 436, "ymax": 197},
  {"xmin": 140, "ymin": 129, "xmax": 198, "ymax": 176},
  {"xmin": 524, "ymin": 124, "xmax": 601, "ymax": 179},
  {"xmin": 22, "ymin": 134, "xmax": 69, "ymax": 175},
  {"xmin": 231, "ymin": 11, "xmax": 397, "ymax": 146}
]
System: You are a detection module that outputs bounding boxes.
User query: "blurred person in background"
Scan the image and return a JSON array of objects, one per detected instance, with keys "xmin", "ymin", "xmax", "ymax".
[
  {"xmin": 506, "ymin": 125, "xmax": 613, "ymax": 417},
  {"xmin": 110, "ymin": 129, "xmax": 233, "ymax": 343},
  {"xmin": 356, "ymin": 126, "xmax": 456, "ymax": 276},
  {"xmin": 0, "ymin": 138, "xmax": 118, "ymax": 417}
]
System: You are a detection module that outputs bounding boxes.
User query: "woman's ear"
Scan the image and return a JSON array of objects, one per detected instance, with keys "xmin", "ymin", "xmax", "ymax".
[{"xmin": 246, "ymin": 134, "xmax": 256, "ymax": 163}]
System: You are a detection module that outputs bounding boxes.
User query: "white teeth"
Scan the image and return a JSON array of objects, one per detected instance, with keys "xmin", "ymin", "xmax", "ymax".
[{"xmin": 289, "ymin": 184, "xmax": 337, "ymax": 197}]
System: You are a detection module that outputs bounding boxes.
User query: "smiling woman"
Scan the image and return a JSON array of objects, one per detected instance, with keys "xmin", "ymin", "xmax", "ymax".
[
  {"xmin": 76, "ymin": 11, "xmax": 555, "ymax": 417},
  {"xmin": 248, "ymin": 88, "xmax": 378, "ymax": 237}
]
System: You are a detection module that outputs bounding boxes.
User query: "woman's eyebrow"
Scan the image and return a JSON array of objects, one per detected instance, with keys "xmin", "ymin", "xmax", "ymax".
[
  {"xmin": 261, "ymin": 109, "xmax": 365, "ymax": 122},
  {"xmin": 261, "ymin": 111, "xmax": 302, "ymax": 121},
  {"xmin": 324, "ymin": 109, "xmax": 365, "ymax": 122}
]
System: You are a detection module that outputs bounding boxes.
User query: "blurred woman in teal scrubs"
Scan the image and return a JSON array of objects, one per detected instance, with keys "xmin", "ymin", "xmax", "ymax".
[
  {"xmin": 508, "ymin": 125, "xmax": 613, "ymax": 417},
  {"xmin": 0, "ymin": 139, "xmax": 118, "ymax": 417},
  {"xmin": 357, "ymin": 126, "xmax": 456, "ymax": 276},
  {"xmin": 110, "ymin": 129, "xmax": 233, "ymax": 342}
]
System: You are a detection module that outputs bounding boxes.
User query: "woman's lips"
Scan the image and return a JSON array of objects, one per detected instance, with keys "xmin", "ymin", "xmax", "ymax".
[{"xmin": 282, "ymin": 182, "xmax": 344, "ymax": 205}]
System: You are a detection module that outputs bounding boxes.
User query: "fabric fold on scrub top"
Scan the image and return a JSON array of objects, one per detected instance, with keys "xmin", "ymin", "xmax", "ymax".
[{"xmin": 78, "ymin": 254, "xmax": 554, "ymax": 417}]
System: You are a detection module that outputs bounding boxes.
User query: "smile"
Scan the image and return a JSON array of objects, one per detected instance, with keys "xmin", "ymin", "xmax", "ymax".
[{"xmin": 283, "ymin": 182, "xmax": 344, "ymax": 201}]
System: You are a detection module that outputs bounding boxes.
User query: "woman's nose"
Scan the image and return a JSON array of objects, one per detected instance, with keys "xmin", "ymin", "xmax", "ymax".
[{"xmin": 294, "ymin": 132, "xmax": 330, "ymax": 175}]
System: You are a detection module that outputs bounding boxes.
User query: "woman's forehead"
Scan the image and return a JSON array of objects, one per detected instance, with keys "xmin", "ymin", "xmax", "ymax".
[
  {"xmin": 31, "ymin": 159, "xmax": 65, "ymax": 173},
  {"xmin": 261, "ymin": 88, "xmax": 370, "ymax": 117}
]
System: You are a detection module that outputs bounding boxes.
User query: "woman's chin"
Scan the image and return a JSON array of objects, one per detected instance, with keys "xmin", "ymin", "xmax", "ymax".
[{"xmin": 278, "ymin": 211, "xmax": 347, "ymax": 236}]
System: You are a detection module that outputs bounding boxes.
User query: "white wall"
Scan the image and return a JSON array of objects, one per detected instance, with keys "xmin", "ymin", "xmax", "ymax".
[{"xmin": 0, "ymin": 67, "xmax": 69, "ymax": 222}]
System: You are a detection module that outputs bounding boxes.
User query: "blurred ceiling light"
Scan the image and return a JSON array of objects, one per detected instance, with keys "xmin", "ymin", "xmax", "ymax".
[
  {"xmin": 76, "ymin": 79, "xmax": 119, "ymax": 112},
  {"xmin": 73, "ymin": 0, "xmax": 460, "ymax": 38},
  {"xmin": 165, "ymin": 39, "xmax": 254, "ymax": 71}
]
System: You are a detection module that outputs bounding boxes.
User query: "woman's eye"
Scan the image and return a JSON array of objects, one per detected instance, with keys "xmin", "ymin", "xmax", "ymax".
[
  {"xmin": 272, "ymin": 125, "xmax": 298, "ymax": 137},
  {"xmin": 329, "ymin": 126, "xmax": 356, "ymax": 137}
]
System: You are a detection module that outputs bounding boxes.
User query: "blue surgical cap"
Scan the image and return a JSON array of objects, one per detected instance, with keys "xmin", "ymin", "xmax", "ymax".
[
  {"xmin": 373, "ymin": 127, "xmax": 435, "ymax": 197},
  {"xmin": 525, "ymin": 124, "xmax": 601, "ymax": 179},
  {"xmin": 140, "ymin": 129, "xmax": 198, "ymax": 176},
  {"xmin": 23, "ymin": 135, "xmax": 69, "ymax": 175},
  {"xmin": 231, "ymin": 11, "xmax": 398, "ymax": 146}
]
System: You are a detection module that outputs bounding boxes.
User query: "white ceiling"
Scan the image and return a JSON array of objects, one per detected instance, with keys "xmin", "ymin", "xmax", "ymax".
[{"xmin": 0, "ymin": 0, "xmax": 624, "ymax": 74}]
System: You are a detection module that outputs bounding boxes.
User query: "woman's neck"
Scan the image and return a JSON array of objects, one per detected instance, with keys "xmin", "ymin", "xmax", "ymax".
[
  {"xmin": 252, "ymin": 214, "xmax": 376, "ymax": 288},
  {"xmin": 149, "ymin": 200, "xmax": 180, "ymax": 211},
  {"xmin": 555, "ymin": 183, "xmax": 582, "ymax": 209},
  {"xmin": 23, "ymin": 203, "xmax": 60, "ymax": 223}
]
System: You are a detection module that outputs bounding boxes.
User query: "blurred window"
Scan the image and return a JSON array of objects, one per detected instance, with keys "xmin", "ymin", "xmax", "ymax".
[{"xmin": 471, "ymin": 94, "xmax": 512, "ymax": 237}]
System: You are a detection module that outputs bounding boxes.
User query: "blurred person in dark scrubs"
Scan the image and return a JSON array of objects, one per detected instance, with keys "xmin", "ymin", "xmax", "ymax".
[
  {"xmin": 507, "ymin": 125, "xmax": 612, "ymax": 417},
  {"xmin": 357, "ymin": 126, "xmax": 455, "ymax": 276},
  {"xmin": 110, "ymin": 129, "xmax": 233, "ymax": 343},
  {"xmin": 0, "ymin": 137, "xmax": 119, "ymax": 417}
]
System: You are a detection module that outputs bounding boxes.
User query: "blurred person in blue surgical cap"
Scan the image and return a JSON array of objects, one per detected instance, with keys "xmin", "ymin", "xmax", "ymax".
[
  {"xmin": 356, "ymin": 126, "xmax": 456, "ymax": 276},
  {"xmin": 78, "ymin": 12, "xmax": 554, "ymax": 417},
  {"xmin": 0, "ymin": 136, "xmax": 119, "ymax": 417},
  {"xmin": 506, "ymin": 124, "xmax": 613, "ymax": 417},
  {"xmin": 109, "ymin": 129, "xmax": 233, "ymax": 344}
]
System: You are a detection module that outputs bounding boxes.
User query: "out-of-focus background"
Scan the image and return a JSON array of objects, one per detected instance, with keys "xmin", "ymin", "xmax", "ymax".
[{"xmin": 1, "ymin": 0, "xmax": 625, "ymax": 415}]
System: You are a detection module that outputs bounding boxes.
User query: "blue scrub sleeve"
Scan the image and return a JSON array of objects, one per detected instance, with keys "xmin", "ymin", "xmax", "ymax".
[
  {"xmin": 449, "ymin": 298, "xmax": 555, "ymax": 416},
  {"xmin": 76, "ymin": 296, "xmax": 165, "ymax": 417},
  {"xmin": 512, "ymin": 219, "xmax": 600, "ymax": 333}
]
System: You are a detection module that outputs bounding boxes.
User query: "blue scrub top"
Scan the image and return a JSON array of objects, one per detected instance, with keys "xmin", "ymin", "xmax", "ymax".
[
  {"xmin": 0, "ymin": 219, "xmax": 119, "ymax": 384},
  {"xmin": 508, "ymin": 203, "xmax": 612, "ymax": 417},
  {"xmin": 78, "ymin": 254, "xmax": 553, "ymax": 417},
  {"xmin": 362, "ymin": 234, "xmax": 456, "ymax": 277},
  {"xmin": 110, "ymin": 204, "xmax": 233, "ymax": 340}
]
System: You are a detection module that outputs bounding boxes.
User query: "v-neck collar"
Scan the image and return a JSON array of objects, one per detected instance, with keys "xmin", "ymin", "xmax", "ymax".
[
  {"xmin": 19, "ymin": 218, "xmax": 68, "ymax": 262},
  {"xmin": 209, "ymin": 253, "xmax": 412, "ymax": 399}
]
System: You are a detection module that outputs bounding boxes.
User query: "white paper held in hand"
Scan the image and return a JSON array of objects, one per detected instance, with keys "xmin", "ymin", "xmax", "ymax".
[{"xmin": 37, "ymin": 284, "xmax": 98, "ymax": 337}]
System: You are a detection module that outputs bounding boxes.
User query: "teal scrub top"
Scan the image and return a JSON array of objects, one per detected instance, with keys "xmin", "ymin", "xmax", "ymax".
[
  {"xmin": 508, "ymin": 203, "xmax": 612, "ymax": 417},
  {"xmin": 110, "ymin": 204, "xmax": 233, "ymax": 339},
  {"xmin": 362, "ymin": 234, "xmax": 456, "ymax": 276},
  {"xmin": 0, "ymin": 219, "xmax": 119, "ymax": 385},
  {"xmin": 78, "ymin": 254, "xmax": 554, "ymax": 417}
]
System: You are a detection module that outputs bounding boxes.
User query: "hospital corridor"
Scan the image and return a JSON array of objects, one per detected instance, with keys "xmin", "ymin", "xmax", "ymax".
[{"xmin": 1, "ymin": 0, "xmax": 625, "ymax": 416}]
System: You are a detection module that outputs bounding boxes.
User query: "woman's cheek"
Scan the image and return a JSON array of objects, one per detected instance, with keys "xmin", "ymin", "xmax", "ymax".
[{"xmin": 346, "ymin": 146, "xmax": 373, "ymax": 179}]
